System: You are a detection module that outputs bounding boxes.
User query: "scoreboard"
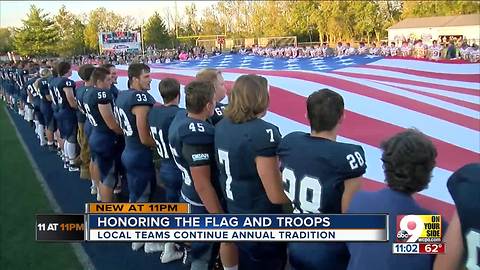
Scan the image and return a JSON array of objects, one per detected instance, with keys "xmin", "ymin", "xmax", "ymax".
[
  {"xmin": 99, "ymin": 31, "xmax": 141, "ymax": 53},
  {"xmin": 101, "ymin": 31, "xmax": 139, "ymax": 44}
]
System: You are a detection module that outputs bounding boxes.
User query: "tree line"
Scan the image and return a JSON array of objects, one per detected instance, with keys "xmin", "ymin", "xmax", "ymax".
[{"xmin": 1, "ymin": 1, "xmax": 478, "ymax": 57}]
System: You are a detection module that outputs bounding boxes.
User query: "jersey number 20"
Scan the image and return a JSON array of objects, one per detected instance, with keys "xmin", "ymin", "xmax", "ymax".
[{"xmin": 282, "ymin": 167, "xmax": 322, "ymax": 213}]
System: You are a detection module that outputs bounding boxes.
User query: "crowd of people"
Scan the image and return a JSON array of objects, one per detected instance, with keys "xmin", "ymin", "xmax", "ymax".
[
  {"xmin": 66, "ymin": 38, "xmax": 480, "ymax": 68},
  {"xmin": 0, "ymin": 58, "xmax": 478, "ymax": 270},
  {"xmin": 241, "ymin": 40, "xmax": 480, "ymax": 62},
  {"xmin": 72, "ymin": 46, "xmax": 221, "ymax": 66}
]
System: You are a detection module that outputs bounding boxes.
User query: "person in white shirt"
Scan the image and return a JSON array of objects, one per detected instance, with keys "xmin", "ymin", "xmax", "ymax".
[
  {"xmin": 400, "ymin": 41, "xmax": 411, "ymax": 57},
  {"xmin": 369, "ymin": 42, "xmax": 379, "ymax": 55},
  {"xmin": 380, "ymin": 42, "xmax": 390, "ymax": 56},
  {"xmin": 389, "ymin": 42, "xmax": 399, "ymax": 57},
  {"xmin": 429, "ymin": 40, "xmax": 443, "ymax": 60}
]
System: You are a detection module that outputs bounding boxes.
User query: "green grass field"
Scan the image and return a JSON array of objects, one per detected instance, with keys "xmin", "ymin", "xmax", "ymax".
[{"xmin": 0, "ymin": 103, "xmax": 83, "ymax": 269}]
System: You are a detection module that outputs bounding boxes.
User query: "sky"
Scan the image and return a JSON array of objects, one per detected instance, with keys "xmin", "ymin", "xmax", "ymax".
[{"xmin": 0, "ymin": 1, "xmax": 217, "ymax": 28}]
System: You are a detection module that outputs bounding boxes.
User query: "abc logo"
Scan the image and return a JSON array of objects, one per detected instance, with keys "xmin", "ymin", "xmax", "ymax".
[{"xmin": 396, "ymin": 230, "xmax": 410, "ymax": 241}]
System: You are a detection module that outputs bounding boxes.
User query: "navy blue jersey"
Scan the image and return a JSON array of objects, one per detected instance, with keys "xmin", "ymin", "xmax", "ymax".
[
  {"xmin": 48, "ymin": 76, "xmax": 61, "ymax": 108},
  {"xmin": 37, "ymin": 78, "xmax": 50, "ymax": 101},
  {"xmin": 148, "ymin": 104, "xmax": 185, "ymax": 161},
  {"xmin": 16, "ymin": 68, "xmax": 25, "ymax": 88},
  {"xmin": 168, "ymin": 112, "xmax": 218, "ymax": 206},
  {"xmin": 114, "ymin": 90, "xmax": 155, "ymax": 147},
  {"xmin": 278, "ymin": 132, "xmax": 366, "ymax": 214},
  {"xmin": 208, "ymin": 102, "xmax": 225, "ymax": 126},
  {"xmin": 447, "ymin": 163, "xmax": 480, "ymax": 268},
  {"xmin": 347, "ymin": 188, "xmax": 445, "ymax": 270},
  {"xmin": 20, "ymin": 69, "xmax": 28, "ymax": 86},
  {"xmin": 110, "ymin": 84, "xmax": 119, "ymax": 99},
  {"xmin": 55, "ymin": 77, "xmax": 76, "ymax": 112},
  {"xmin": 83, "ymin": 87, "xmax": 114, "ymax": 132},
  {"xmin": 25, "ymin": 76, "xmax": 40, "ymax": 106},
  {"xmin": 76, "ymin": 86, "xmax": 90, "ymax": 123},
  {"xmin": 215, "ymin": 117, "xmax": 282, "ymax": 214}
]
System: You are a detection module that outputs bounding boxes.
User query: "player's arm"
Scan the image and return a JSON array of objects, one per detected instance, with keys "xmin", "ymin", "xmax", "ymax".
[
  {"xmin": 132, "ymin": 105, "xmax": 155, "ymax": 147},
  {"xmin": 341, "ymin": 177, "xmax": 362, "ymax": 213},
  {"xmin": 63, "ymin": 87, "xmax": 77, "ymax": 109},
  {"xmin": 99, "ymin": 104, "xmax": 122, "ymax": 135},
  {"xmin": 433, "ymin": 211, "xmax": 464, "ymax": 270},
  {"xmin": 183, "ymin": 143, "xmax": 224, "ymax": 214},
  {"xmin": 45, "ymin": 90, "xmax": 52, "ymax": 101},
  {"xmin": 255, "ymin": 126, "xmax": 290, "ymax": 204},
  {"xmin": 256, "ymin": 156, "xmax": 290, "ymax": 204}
]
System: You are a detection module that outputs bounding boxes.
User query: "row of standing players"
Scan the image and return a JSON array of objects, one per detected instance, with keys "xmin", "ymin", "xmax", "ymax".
[{"xmin": 1, "ymin": 62, "xmax": 478, "ymax": 270}]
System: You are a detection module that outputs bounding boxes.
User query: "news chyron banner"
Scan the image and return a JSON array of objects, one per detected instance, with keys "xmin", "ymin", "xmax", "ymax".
[
  {"xmin": 392, "ymin": 215, "xmax": 445, "ymax": 255},
  {"xmin": 37, "ymin": 203, "xmax": 388, "ymax": 242}
]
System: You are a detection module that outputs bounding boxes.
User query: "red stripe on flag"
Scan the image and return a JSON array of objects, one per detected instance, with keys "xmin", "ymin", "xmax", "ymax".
[
  {"xmin": 332, "ymin": 71, "xmax": 479, "ymax": 97},
  {"xmin": 374, "ymin": 81, "xmax": 480, "ymax": 111},
  {"xmin": 98, "ymin": 69, "xmax": 459, "ymax": 220},
  {"xmin": 363, "ymin": 64, "xmax": 480, "ymax": 83},
  {"xmin": 224, "ymin": 68, "xmax": 479, "ymax": 130},
  {"xmin": 385, "ymin": 56, "xmax": 471, "ymax": 64},
  {"xmin": 116, "ymin": 69, "xmax": 477, "ymax": 172}
]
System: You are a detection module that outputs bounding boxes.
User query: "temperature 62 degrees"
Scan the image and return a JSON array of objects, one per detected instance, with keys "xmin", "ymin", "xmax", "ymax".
[{"xmin": 419, "ymin": 243, "xmax": 445, "ymax": 254}]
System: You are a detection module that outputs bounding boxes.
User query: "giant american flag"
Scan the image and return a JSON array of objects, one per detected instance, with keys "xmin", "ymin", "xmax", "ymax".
[{"xmin": 73, "ymin": 54, "xmax": 480, "ymax": 220}]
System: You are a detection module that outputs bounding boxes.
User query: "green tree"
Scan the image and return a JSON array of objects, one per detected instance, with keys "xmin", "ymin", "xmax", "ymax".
[
  {"xmin": 402, "ymin": 0, "xmax": 480, "ymax": 18},
  {"xmin": 0, "ymin": 28, "xmax": 14, "ymax": 53},
  {"xmin": 13, "ymin": 5, "xmax": 58, "ymax": 56},
  {"xmin": 200, "ymin": 6, "xmax": 222, "ymax": 35},
  {"xmin": 55, "ymin": 5, "xmax": 86, "ymax": 57},
  {"xmin": 143, "ymin": 12, "xmax": 170, "ymax": 49}
]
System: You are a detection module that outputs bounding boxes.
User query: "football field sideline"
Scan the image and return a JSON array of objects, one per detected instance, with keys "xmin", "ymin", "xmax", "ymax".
[
  {"xmin": 0, "ymin": 102, "xmax": 186, "ymax": 269},
  {"xmin": 0, "ymin": 103, "xmax": 82, "ymax": 269}
]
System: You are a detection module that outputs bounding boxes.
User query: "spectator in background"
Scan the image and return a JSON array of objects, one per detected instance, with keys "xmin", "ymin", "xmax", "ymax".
[{"xmin": 446, "ymin": 41, "xmax": 457, "ymax": 59}]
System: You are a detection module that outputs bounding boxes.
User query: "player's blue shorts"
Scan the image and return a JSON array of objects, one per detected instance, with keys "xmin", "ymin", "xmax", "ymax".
[
  {"xmin": 58, "ymin": 110, "xmax": 77, "ymax": 142},
  {"xmin": 40, "ymin": 101, "xmax": 53, "ymax": 130},
  {"xmin": 84, "ymin": 121, "xmax": 92, "ymax": 139},
  {"xmin": 158, "ymin": 160, "xmax": 182, "ymax": 203},
  {"xmin": 236, "ymin": 241, "xmax": 286, "ymax": 270},
  {"xmin": 121, "ymin": 145, "xmax": 155, "ymax": 202},
  {"xmin": 89, "ymin": 129, "xmax": 120, "ymax": 189},
  {"xmin": 288, "ymin": 242, "xmax": 349, "ymax": 270}
]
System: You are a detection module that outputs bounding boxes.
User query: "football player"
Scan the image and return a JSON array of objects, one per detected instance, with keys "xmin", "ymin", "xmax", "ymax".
[
  {"xmin": 84, "ymin": 67, "xmax": 123, "ymax": 202},
  {"xmin": 347, "ymin": 129, "xmax": 443, "ymax": 270},
  {"xmin": 147, "ymin": 78, "xmax": 185, "ymax": 263},
  {"xmin": 149, "ymin": 78, "xmax": 184, "ymax": 203},
  {"xmin": 47, "ymin": 64, "xmax": 62, "ymax": 153},
  {"xmin": 54, "ymin": 62, "xmax": 79, "ymax": 171},
  {"xmin": 101, "ymin": 63, "xmax": 123, "ymax": 195},
  {"xmin": 216, "ymin": 75, "xmax": 289, "ymax": 270},
  {"xmin": 75, "ymin": 64, "xmax": 95, "ymax": 182},
  {"xmin": 434, "ymin": 163, "xmax": 480, "ymax": 270},
  {"xmin": 24, "ymin": 67, "xmax": 43, "ymax": 144},
  {"xmin": 37, "ymin": 68, "xmax": 55, "ymax": 150},
  {"xmin": 195, "ymin": 68, "xmax": 227, "ymax": 125},
  {"xmin": 168, "ymin": 80, "xmax": 225, "ymax": 270},
  {"xmin": 114, "ymin": 63, "xmax": 156, "ymax": 203},
  {"xmin": 100, "ymin": 63, "xmax": 119, "ymax": 99},
  {"xmin": 278, "ymin": 89, "xmax": 365, "ymax": 270}
]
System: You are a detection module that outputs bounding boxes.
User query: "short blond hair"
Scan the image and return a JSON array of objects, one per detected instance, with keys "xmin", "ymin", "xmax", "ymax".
[
  {"xmin": 224, "ymin": 75, "xmax": 269, "ymax": 124},
  {"xmin": 196, "ymin": 68, "xmax": 221, "ymax": 84}
]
